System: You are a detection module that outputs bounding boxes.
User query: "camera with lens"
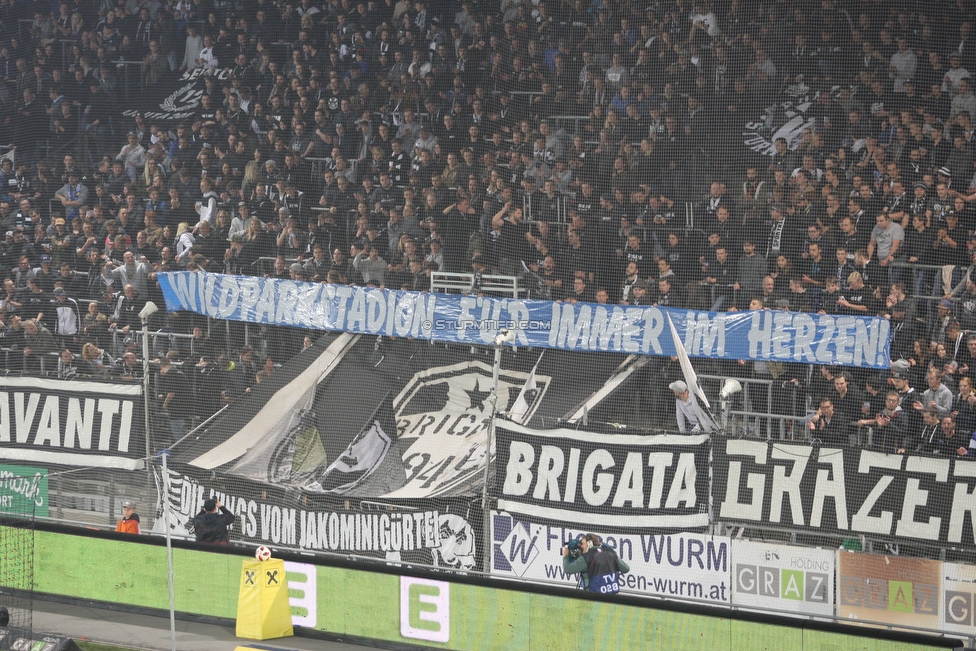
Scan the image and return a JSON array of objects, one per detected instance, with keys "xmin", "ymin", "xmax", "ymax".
[{"xmin": 564, "ymin": 538, "xmax": 583, "ymax": 558}]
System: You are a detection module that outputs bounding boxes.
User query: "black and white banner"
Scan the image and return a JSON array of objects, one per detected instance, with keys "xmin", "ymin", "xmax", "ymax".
[
  {"xmin": 177, "ymin": 334, "xmax": 626, "ymax": 500},
  {"xmin": 155, "ymin": 465, "xmax": 480, "ymax": 570},
  {"xmin": 180, "ymin": 334, "xmax": 551, "ymax": 499},
  {"xmin": 494, "ymin": 422, "xmax": 710, "ymax": 529},
  {"xmin": 125, "ymin": 67, "xmax": 232, "ymax": 122},
  {"xmin": 738, "ymin": 86, "xmax": 818, "ymax": 158},
  {"xmin": 0, "ymin": 377, "xmax": 144, "ymax": 469},
  {"xmin": 715, "ymin": 439, "xmax": 976, "ymax": 546}
]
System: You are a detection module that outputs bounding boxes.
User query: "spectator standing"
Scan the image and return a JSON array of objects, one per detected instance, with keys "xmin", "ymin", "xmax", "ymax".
[
  {"xmin": 668, "ymin": 380, "xmax": 701, "ymax": 433},
  {"xmin": 938, "ymin": 416, "xmax": 970, "ymax": 456},
  {"xmin": 54, "ymin": 171, "xmax": 87, "ymax": 221},
  {"xmin": 192, "ymin": 498, "xmax": 235, "ymax": 545},
  {"xmin": 116, "ymin": 132, "xmax": 147, "ymax": 181},
  {"xmin": 951, "ymin": 78, "xmax": 976, "ymax": 121},
  {"xmin": 830, "ymin": 373, "xmax": 863, "ymax": 426},
  {"xmin": 50, "ymin": 287, "xmax": 80, "ymax": 349},
  {"xmin": 115, "ymin": 500, "xmax": 141, "ymax": 534},
  {"xmin": 142, "ymin": 39, "xmax": 169, "ymax": 86},
  {"xmin": 807, "ymin": 397, "xmax": 848, "ymax": 447},
  {"xmin": 57, "ymin": 348, "xmax": 79, "ymax": 380},
  {"xmin": 890, "ymin": 37, "xmax": 918, "ymax": 94},
  {"xmin": 914, "ymin": 367, "xmax": 954, "ymax": 418},
  {"xmin": 157, "ymin": 356, "xmax": 187, "ymax": 444},
  {"xmin": 873, "ymin": 391, "xmax": 910, "ymax": 454},
  {"xmin": 915, "ymin": 407, "xmax": 946, "ymax": 454},
  {"xmin": 22, "ymin": 318, "xmax": 56, "ymax": 374},
  {"xmin": 180, "ymin": 25, "xmax": 204, "ymax": 72},
  {"xmin": 195, "ymin": 178, "xmax": 219, "ymax": 228},
  {"xmin": 103, "ymin": 252, "xmax": 152, "ymax": 298},
  {"xmin": 734, "ymin": 240, "xmax": 766, "ymax": 303},
  {"xmin": 867, "ymin": 212, "xmax": 905, "ymax": 281},
  {"xmin": 110, "ymin": 284, "xmax": 145, "ymax": 336},
  {"xmin": 353, "ymin": 245, "xmax": 388, "ymax": 285},
  {"xmin": 953, "ymin": 377, "xmax": 976, "ymax": 440}
]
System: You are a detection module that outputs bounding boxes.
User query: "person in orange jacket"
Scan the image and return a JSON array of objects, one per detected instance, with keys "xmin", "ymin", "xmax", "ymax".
[{"xmin": 115, "ymin": 500, "xmax": 141, "ymax": 534}]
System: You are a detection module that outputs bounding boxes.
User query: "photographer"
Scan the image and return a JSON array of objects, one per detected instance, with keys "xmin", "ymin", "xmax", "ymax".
[
  {"xmin": 561, "ymin": 533, "xmax": 630, "ymax": 595},
  {"xmin": 192, "ymin": 498, "xmax": 235, "ymax": 545}
]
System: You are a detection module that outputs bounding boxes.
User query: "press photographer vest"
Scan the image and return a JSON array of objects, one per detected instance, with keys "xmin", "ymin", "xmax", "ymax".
[{"xmin": 584, "ymin": 546, "xmax": 620, "ymax": 594}]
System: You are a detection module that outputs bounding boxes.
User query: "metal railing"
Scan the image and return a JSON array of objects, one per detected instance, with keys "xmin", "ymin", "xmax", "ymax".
[
  {"xmin": 250, "ymin": 255, "xmax": 300, "ymax": 276},
  {"xmin": 698, "ymin": 373, "xmax": 812, "ymax": 440},
  {"xmin": 724, "ymin": 410, "xmax": 812, "ymax": 441},
  {"xmin": 311, "ymin": 206, "xmax": 358, "ymax": 248},
  {"xmin": 430, "ymin": 271, "xmax": 522, "ymax": 298},
  {"xmin": 544, "ymin": 114, "xmax": 595, "ymax": 136},
  {"xmin": 522, "ymin": 193, "xmax": 570, "ymax": 223},
  {"xmin": 108, "ymin": 327, "xmax": 197, "ymax": 355},
  {"xmin": 889, "ymin": 260, "xmax": 960, "ymax": 298}
]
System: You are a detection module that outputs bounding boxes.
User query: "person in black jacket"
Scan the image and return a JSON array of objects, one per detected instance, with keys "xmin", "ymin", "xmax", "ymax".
[
  {"xmin": 192, "ymin": 498, "xmax": 235, "ymax": 544},
  {"xmin": 915, "ymin": 407, "xmax": 946, "ymax": 455},
  {"xmin": 806, "ymin": 397, "xmax": 849, "ymax": 448}
]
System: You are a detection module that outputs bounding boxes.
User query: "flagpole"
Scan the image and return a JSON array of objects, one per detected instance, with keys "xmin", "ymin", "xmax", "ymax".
[
  {"xmin": 666, "ymin": 313, "xmax": 719, "ymax": 432},
  {"xmin": 161, "ymin": 450, "xmax": 177, "ymax": 651},
  {"xmin": 481, "ymin": 330, "xmax": 512, "ymax": 573}
]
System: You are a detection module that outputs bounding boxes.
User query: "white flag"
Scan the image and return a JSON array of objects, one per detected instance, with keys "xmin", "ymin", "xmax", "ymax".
[
  {"xmin": 667, "ymin": 314, "xmax": 718, "ymax": 432},
  {"xmin": 509, "ymin": 353, "xmax": 543, "ymax": 424}
]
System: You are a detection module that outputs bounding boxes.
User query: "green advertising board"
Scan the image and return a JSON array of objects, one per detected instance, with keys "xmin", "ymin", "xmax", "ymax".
[
  {"xmin": 20, "ymin": 529, "xmax": 953, "ymax": 651},
  {"xmin": 0, "ymin": 465, "xmax": 48, "ymax": 517}
]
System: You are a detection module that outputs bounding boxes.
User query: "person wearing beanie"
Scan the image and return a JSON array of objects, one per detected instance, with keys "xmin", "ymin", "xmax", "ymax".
[{"xmin": 669, "ymin": 380, "xmax": 701, "ymax": 433}]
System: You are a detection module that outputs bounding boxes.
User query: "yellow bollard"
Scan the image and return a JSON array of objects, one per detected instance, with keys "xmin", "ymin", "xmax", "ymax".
[{"xmin": 235, "ymin": 558, "xmax": 294, "ymax": 640}]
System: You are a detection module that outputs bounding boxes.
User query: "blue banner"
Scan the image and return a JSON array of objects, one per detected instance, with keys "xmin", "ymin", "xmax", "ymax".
[{"xmin": 157, "ymin": 272, "xmax": 891, "ymax": 368}]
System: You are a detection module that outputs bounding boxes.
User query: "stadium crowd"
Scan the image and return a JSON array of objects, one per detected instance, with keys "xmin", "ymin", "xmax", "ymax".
[{"xmin": 1, "ymin": 0, "xmax": 976, "ymax": 450}]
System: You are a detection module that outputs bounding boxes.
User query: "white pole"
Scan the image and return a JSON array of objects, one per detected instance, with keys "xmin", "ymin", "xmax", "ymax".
[
  {"xmin": 161, "ymin": 451, "xmax": 177, "ymax": 651},
  {"xmin": 141, "ymin": 320, "xmax": 152, "ymax": 461},
  {"xmin": 480, "ymin": 344, "xmax": 502, "ymax": 573}
]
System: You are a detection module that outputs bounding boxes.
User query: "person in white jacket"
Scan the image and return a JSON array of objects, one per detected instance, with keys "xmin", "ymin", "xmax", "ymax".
[
  {"xmin": 181, "ymin": 24, "xmax": 203, "ymax": 71},
  {"xmin": 889, "ymin": 37, "xmax": 917, "ymax": 94},
  {"xmin": 943, "ymin": 53, "xmax": 972, "ymax": 96},
  {"xmin": 196, "ymin": 35, "xmax": 219, "ymax": 75},
  {"xmin": 175, "ymin": 223, "xmax": 196, "ymax": 265}
]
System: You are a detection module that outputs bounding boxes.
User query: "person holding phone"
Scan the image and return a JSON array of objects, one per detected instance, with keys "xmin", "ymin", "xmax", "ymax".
[
  {"xmin": 807, "ymin": 397, "xmax": 848, "ymax": 447},
  {"xmin": 192, "ymin": 498, "xmax": 236, "ymax": 545}
]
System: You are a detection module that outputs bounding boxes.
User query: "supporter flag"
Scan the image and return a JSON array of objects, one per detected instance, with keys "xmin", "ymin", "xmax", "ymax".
[
  {"xmin": 300, "ymin": 400, "xmax": 396, "ymax": 494},
  {"xmin": 507, "ymin": 353, "xmax": 542, "ymax": 424},
  {"xmin": 173, "ymin": 334, "xmax": 628, "ymax": 498},
  {"xmin": 176, "ymin": 333, "xmax": 358, "ymax": 473},
  {"xmin": 667, "ymin": 313, "xmax": 718, "ymax": 432}
]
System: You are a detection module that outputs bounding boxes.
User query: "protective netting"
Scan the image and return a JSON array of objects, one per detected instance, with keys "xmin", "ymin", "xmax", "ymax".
[
  {"xmin": 147, "ymin": 333, "xmax": 641, "ymax": 569},
  {"xmin": 0, "ymin": 501, "xmax": 34, "ymax": 634},
  {"xmin": 6, "ymin": 0, "xmax": 976, "ymax": 637}
]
